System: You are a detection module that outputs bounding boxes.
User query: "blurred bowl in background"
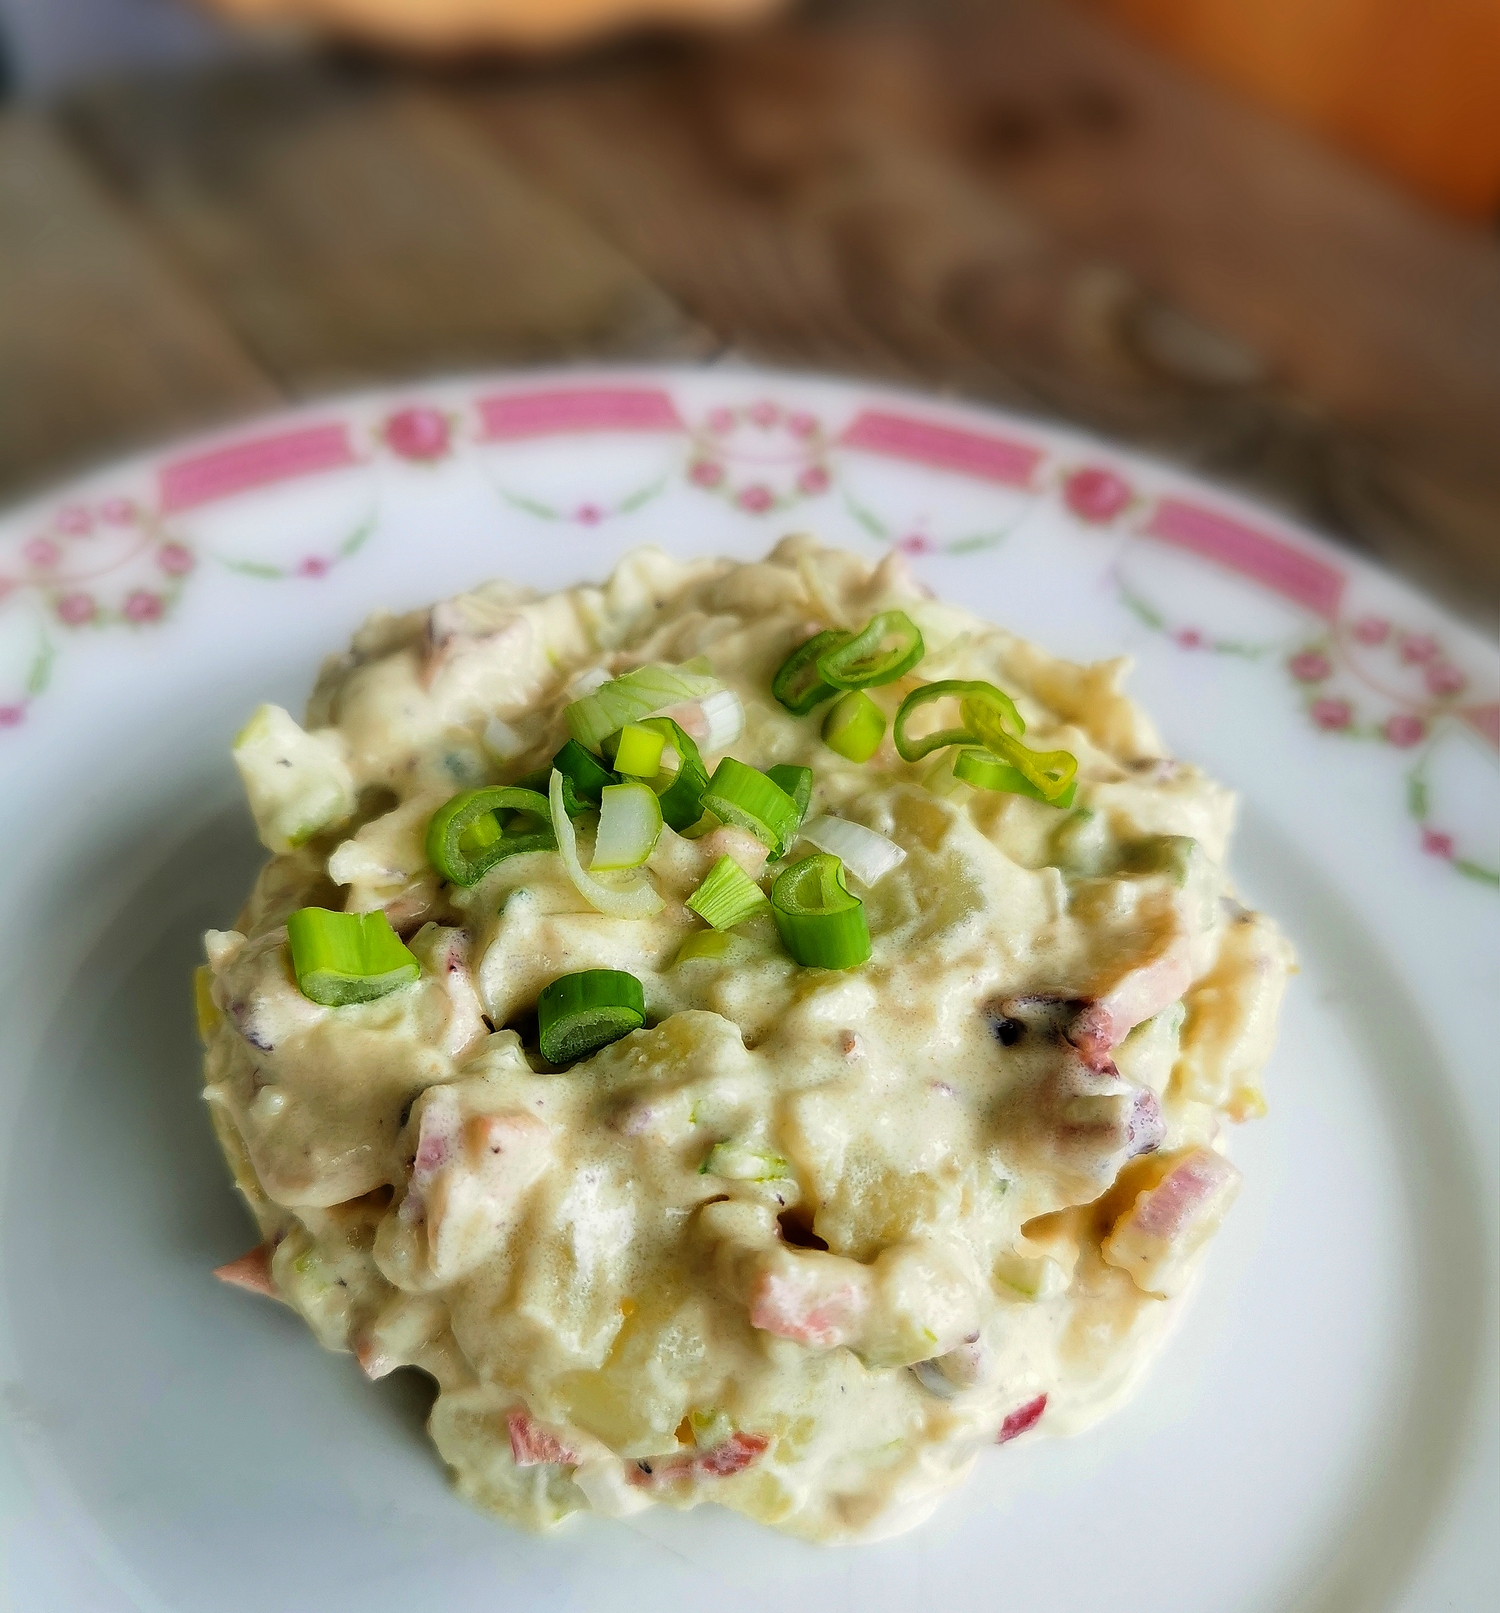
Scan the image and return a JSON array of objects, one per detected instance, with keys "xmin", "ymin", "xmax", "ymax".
[{"xmin": 197, "ymin": 0, "xmax": 790, "ymax": 51}]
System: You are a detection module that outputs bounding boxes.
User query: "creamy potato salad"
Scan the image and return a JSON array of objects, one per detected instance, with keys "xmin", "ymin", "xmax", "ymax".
[{"xmin": 200, "ymin": 538, "xmax": 1291, "ymax": 1542}]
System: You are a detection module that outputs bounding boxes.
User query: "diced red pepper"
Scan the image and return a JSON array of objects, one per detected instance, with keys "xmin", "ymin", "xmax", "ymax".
[{"xmin": 998, "ymin": 1393, "xmax": 1047, "ymax": 1443}]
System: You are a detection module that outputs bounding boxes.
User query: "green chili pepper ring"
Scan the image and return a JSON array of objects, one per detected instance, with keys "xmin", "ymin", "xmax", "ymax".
[
  {"xmin": 425, "ymin": 786, "xmax": 555, "ymax": 886},
  {"xmin": 816, "ymin": 610, "xmax": 925, "ymax": 689}
]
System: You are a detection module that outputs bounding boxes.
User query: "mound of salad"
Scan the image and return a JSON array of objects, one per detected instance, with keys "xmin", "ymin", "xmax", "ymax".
[{"xmin": 199, "ymin": 537, "xmax": 1292, "ymax": 1542}]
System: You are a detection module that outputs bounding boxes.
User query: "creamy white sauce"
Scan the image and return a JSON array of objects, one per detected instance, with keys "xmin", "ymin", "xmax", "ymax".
[{"xmin": 202, "ymin": 538, "xmax": 1293, "ymax": 1542}]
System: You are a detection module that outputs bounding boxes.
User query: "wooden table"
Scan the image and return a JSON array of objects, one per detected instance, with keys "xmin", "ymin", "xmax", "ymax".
[{"xmin": 2, "ymin": 0, "xmax": 1497, "ymax": 625}]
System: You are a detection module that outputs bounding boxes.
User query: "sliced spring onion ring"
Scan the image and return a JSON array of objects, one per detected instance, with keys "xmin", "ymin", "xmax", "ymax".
[
  {"xmin": 425, "ymin": 786, "xmax": 555, "ymax": 885},
  {"xmin": 673, "ymin": 929, "xmax": 742, "ymax": 964},
  {"xmin": 763, "ymin": 764, "xmax": 813, "ymax": 833},
  {"xmin": 659, "ymin": 688, "xmax": 745, "ymax": 754},
  {"xmin": 816, "ymin": 610, "xmax": 925, "ymax": 689},
  {"xmin": 892, "ymin": 679, "xmax": 1016, "ymax": 763},
  {"xmin": 591, "ymin": 782, "xmax": 664, "ymax": 871},
  {"xmin": 610, "ymin": 723, "xmax": 666, "ymax": 779},
  {"xmin": 771, "ymin": 854, "xmax": 871, "ymax": 969},
  {"xmin": 822, "ymin": 690, "xmax": 886, "ymax": 763},
  {"xmin": 564, "ymin": 664, "xmax": 721, "ymax": 753},
  {"xmin": 537, "ymin": 969, "xmax": 645, "ymax": 1065},
  {"xmin": 552, "ymin": 739, "xmax": 617, "ymax": 805},
  {"xmin": 952, "ymin": 747, "xmax": 1078, "ymax": 807},
  {"xmin": 517, "ymin": 762, "xmax": 591, "ymax": 820},
  {"xmin": 894, "ymin": 680, "xmax": 1076, "ymax": 802},
  {"xmin": 286, "ymin": 908, "xmax": 420, "ymax": 1006},
  {"xmin": 686, "ymin": 855, "xmax": 770, "ymax": 930},
  {"xmin": 549, "ymin": 769, "xmax": 664, "ymax": 918},
  {"xmin": 771, "ymin": 628, "xmax": 850, "ymax": 715},
  {"xmin": 639, "ymin": 716, "xmax": 710, "ymax": 831},
  {"xmin": 961, "ymin": 701, "xmax": 1078, "ymax": 803},
  {"xmin": 797, "ymin": 814, "xmax": 906, "ymax": 886},
  {"xmin": 701, "ymin": 758, "xmax": 802, "ymax": 856}
]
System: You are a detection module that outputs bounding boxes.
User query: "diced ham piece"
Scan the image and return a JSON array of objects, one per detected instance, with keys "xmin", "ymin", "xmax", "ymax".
[
  {"xmin": 213, "ymin": 1245, "xmax": 275, "ymax": 1297},
  {"xmin": 695, "ymin": 1430, "xmax": 771, "ymax": 1476},
  {"xmin": 628, "ymin": 1431, "xmax": 771, "ymax": 1487},
  {"xmin": 1069, "ymin": 939, "xmax": 1194, "ymax": 1070},
  {"xmin": 1007, "ymin": 1051, "xmax": 1165, "ymax": 1195},
  {"xmin": 998, "ymin": 1393, "xmax": 1047, "ymax": 1443},
  {"xmin": 507, "ymin": 1408, "xmax": 578, "ymax": 1468},
  {"xmin": 1102, "ymin": 1147, "xmax": 1243, "ymax": 1297},
  {"xmin": 749, "ymin": 1259, "xmax": 870, "ymax": 1350}
]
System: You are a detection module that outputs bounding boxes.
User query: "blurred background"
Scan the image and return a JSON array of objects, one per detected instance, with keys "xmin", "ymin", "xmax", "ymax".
[{"xmin": 1, "ymin": 0, "xmax": 1497, "ymax": 617}]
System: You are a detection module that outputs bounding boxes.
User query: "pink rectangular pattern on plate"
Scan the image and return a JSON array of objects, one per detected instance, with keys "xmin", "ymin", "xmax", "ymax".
[
  {"xmin": 836, "ymin": 410, "xmax": 1044, "ymax": 488},
  {"xmin": 1143, "ymin": 498, "xmax": 1345, "ymax": 619},
  {"xmin": 477, "ymin": 387, "xmax": 684, "ymax": 441},
  {"xmin": 159, "ymin": 424, "xmax": 357, "ymax": 513}
]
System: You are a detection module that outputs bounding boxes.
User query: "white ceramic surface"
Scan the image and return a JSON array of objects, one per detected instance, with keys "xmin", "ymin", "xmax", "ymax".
[{"xmin": 1, "ymin": 368, "xmax": 1495, "ymax": 1613}]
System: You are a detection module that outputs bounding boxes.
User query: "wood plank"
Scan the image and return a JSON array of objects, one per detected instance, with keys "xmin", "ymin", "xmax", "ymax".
[
  {"xmin": 457, "ymin": 0, "xmax": 1500, "ymax": 618},
  {"xmin": 0, "ymin": 112, "xmax": 276, "ymax": 507},
  {"xmin": 60, "ymin": 61, "xmax": 712, "ymax": 397},
  {"xmin": 934, "ymin": 0, "xmax": 1500, "ymax": 608}
]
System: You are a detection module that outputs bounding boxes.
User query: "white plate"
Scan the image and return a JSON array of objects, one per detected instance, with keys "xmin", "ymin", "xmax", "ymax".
[{"xmin": 1, "ymin": 368, "xmax": 1495, "ymax": 1613}]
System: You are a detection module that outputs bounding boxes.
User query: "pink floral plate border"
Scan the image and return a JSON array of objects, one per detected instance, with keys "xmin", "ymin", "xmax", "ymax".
[{"xmin": 1, "ymin": 376, "xmax": 1495, "ymax": 888}]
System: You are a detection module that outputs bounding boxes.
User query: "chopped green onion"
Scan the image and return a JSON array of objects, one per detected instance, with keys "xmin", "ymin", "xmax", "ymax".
[
  {"xmin": 822, "ymin": 690, "xmax": 886, "ymax": 763},
  {"xmin": 537, "ymin": 969, "xmax": 645, "ymax": 1065},
  {"xmin": 640, "ymin": 716, "xmax": 710, "ymax": 832},
  {"xmin": 674, "ymin": 929, "xmax": 742, "ymax": 964},
  {"xmin": 797, "ymin": 814, "xmax": 905, "ymax": 885},
  {"xmin": 591, "ymin": 782, "xmax": 664, "ymax": 871},
  {"xmin": 610, "ymin": 723, "xmax": 666, "ymax": 779},
  {"xmin": 771, "ymin": 629, "xmax": 849, "ymax": 715},
  {"xmin": 701, "ymin": 758, "xmax": 802, "ymax": 856},
  {"xmin": 564, "ymin": 664, "xmax": 721, "ymax": 753},
  {"xmin": 685, "ymin": 688, "xmax": 746, "ymax": 754},
  {"xmin": 686, "ymin": 855, "xmax": 769, "ymax": 930},
  {"xmin": 770, "ymin": 854, "xmax": 871, "ymax": 969},
  {"xmin": 962, "ymin": 701, "xmax": 1078, "ymax": 804},
  {"xmin": 893, "ymin": 679, "xmax": 1013, "ymax": 763},
  {"xmin": 952, "ymin": 747, "xmax": 1078, "ymax": 807},
  {"xmin": 552, "ymin": 739, "xmax": 617, "ymax": 805},
  {"xmin": 892, "ymin": 680, "xmax": 1075, "ymax": 803},
  {"xmin": 763, "ymin": 764, "xmax": 813, "ymax": 832},
  {"xmin": 425, "ymin": 786, "xmax": 555, "ymax": 885},
  {"xmin": 816, "ymin": 610, "xmax": 925, "ymax": 689},
  {"xmin": 700, "ymin": 1141, "xmax": 791, "ymax": 1180},
  {"xmin": 286, "ymin": 908, "xmax": 420, "ymax": 1006},
  {"xmin": 549, "ymin": 770, "xmax": 664, "ymax": 918}
]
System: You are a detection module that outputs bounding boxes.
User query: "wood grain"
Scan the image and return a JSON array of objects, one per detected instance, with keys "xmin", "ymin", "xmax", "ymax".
[
  {"xmin": 1, "ymin": 0, "xmax": 1493, "ymax": 620},
  {"xmin": 60, "ymin": 61, "xmax": 712, "ymax": 395},
  {"xmin": 0, "ymin": 112, "xmax": 276, "ymax": 505},
  {"xmin": 458, "ymin": 0, "xmax": 1500, "ymax": 617}
]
